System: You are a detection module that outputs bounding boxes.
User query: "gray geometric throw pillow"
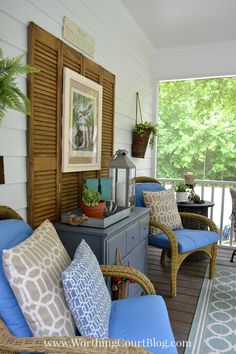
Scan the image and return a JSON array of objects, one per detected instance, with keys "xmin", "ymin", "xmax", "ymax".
[
  {"xmin": 3, "ymin": 219, "xmax": 75, "ymax": 337},
  {"xmin": 143, "ymin": 189, "xmax": 183, "ymax": 234}
]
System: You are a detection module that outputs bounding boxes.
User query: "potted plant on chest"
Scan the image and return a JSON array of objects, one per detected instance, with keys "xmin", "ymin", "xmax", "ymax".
[
  {"xmin": 174, "ymin": 183, "xmax": 189, "ymax": 203},
  {"xmin": 80, "ymin": 186, "xmax": 106, "ymax": 219}
]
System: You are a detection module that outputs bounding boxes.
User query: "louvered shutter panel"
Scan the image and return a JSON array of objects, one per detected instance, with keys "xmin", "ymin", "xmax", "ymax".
[
  {"xmin": 28, "ymin": 23, "xmax": 60, "ymax": 227},
  {"xmin": 28, "ymin": 23, "xmax": 115, "ymax": 228},
  {"xmin": 101, "ymin": 69, "xmax": 115, "ymax": 176}
]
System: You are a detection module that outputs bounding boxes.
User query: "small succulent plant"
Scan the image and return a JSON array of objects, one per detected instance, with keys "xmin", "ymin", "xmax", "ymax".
[{"xmin": 82, "ymin": 186, "xmax": 101, "ymax": 206}]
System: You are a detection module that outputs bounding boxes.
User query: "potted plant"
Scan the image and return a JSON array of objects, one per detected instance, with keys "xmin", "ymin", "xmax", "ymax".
[
  {"xmin": 131, "ymin": 92, "xmax": 157, "ymax": 158},
  {"xmin": 174, "ymin": 183, "xmax": 189, "ymax": 203},
  {"xmin": 80, "ymin": 186, "xmax": 106, "ymax": 219},
  {"xmin": 0, "ymin": 48, "xmax": 39, "ymax": 125},
  {"xmin": 132, "ymin": 121, "xmax": 158, "ymax": 158}
]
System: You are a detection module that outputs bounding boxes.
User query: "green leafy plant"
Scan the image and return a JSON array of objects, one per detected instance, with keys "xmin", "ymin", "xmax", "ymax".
[
  {"xmin": 174, "ymin": 183, "xmax": 188, "ymax": 192},
  {"xmin": 0, "ymin": 48, "xmax": 39, "ymax": 124},
  {"xmin": 82, "ymin": 186, "xmax": 101, "ymax": 206},
  {"xmin": 133, "ymin": 121, "xmax": 158, "ymax": 148}
]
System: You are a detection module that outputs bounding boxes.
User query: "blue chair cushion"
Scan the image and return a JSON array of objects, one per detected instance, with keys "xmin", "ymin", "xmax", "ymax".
[
  {"xmin": 149, "ymin": 229, "xmax": 219, "ymax": 253},
  {"xmin": 0, "ymin": 220, "xmax": 33, "ymax": 337},
  {"xmin": 109, "ymin": 295, "xmax": 177, "ymax": 353},
  {"xmin": 135, "ymin": 182, "xmax": 165, "ymax": 207}
]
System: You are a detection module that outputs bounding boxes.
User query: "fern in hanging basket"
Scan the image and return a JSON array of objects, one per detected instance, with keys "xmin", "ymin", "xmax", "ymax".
[
  {"xmin": 133, "ymin": 121, "xmax": 158, "ymax": 149},
  {"xmin": 132, "ymin": 92, "xmax": 158, "ymax": 158},
  {"xmin": 0, "ymin": 48, "xmax": 39, "ymax": 124}
]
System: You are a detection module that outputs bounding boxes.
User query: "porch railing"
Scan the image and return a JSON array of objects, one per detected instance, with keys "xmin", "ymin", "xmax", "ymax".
[{"xmin": 158, "ymin": 178, "xmax": 236, "ymax": 246}]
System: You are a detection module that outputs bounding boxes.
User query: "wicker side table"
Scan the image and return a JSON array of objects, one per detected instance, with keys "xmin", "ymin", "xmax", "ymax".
[{"xmin": 177, "ymin": 201, "xmax": 214, "ymax": 230}]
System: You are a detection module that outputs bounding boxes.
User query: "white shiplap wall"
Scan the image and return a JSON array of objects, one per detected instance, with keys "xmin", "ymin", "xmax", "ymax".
[{"xmin": 0, "ymin": 0, "xmax": 156, "ymax": 219}]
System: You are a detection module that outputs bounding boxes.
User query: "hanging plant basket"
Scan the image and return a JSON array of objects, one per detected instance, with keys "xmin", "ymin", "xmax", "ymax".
[
  {"xmin": 131, "ymin": 92, "xmax": 157, "ymax": 158},
  {"xmin": 132, "ymin": 130, "xmax": 151, "ymax": 158}
]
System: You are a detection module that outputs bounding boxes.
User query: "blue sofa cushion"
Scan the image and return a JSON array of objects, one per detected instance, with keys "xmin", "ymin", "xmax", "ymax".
[
  {"xmin": 149, "ymin": 229, "xmax": 219, "ymax": 253},
  {"xmin": 135, "ymin": 182, "xmax": 165, "ymax": 207},
  {"xmin": 109, "ymin": 295, "xmax": 177, "ymax": 354},
  {"xmin": 0, "ymin": 220, "xmax": 32, "ymax": 337}
]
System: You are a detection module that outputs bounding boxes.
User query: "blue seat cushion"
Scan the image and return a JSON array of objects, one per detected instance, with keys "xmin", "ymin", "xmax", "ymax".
[
  {"xmin": 135, "ymin": 182, "xmax": 165, "ymax": 207},
  {"xmin": 109, "ymin": 295, "xmax": 177, "ymax": 354},
  {"xmin": 149, "ymin": 229, "xmax": 219, "ymax": 253},
  {"xmin": 0, "ymin": 220, "xmax": 33, "ymax": 337}
]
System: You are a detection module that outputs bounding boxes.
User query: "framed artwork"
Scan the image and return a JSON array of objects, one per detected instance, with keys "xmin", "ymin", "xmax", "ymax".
[{"xmin": 62, "ymin": 67, "xmax": 103, "ymax": 172}]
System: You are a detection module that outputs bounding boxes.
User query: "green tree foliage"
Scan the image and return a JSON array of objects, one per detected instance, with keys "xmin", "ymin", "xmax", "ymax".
[{"xmin": 157, "ymin": 78, "xmax": 236, "ymax": 181}]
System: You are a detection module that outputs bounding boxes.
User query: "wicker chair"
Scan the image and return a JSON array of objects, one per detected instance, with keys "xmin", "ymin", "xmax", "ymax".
[
  {"xmin": 0, "ymin": 206, "xmax": 155, "ymax": 354},
  {"xmin": 135, "ymin": 177, "xmax": 219, "ymax": 297}
]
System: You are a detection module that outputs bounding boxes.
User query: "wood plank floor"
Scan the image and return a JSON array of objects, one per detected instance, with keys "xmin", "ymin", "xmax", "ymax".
[{"xmin": 147, "ymin": 246, "xmax": 235, "ymax": 354}]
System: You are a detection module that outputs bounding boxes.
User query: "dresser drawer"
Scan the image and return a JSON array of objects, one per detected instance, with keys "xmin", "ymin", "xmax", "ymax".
[
  {"xmin": 106, "ymin": 230, "xmax": 126, "ymax": 264},
  {"xmin": 126, "ymin": 223, "xmax": 140, "ymax": 254},
  {"xmin": 139, "ymin": 216, "xmax": 149, "ymax": 242}
]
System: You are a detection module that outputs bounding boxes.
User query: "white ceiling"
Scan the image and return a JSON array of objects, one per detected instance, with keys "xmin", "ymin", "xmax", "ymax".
[{"xmin": 121, "ymin": 0, "xmax": 236, "ymax": 50}]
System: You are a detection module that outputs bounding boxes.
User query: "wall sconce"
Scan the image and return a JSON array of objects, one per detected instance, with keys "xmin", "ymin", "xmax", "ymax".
[{"xmin": 109, "ymin": 150, "xmax": 136, "ymax": 208}]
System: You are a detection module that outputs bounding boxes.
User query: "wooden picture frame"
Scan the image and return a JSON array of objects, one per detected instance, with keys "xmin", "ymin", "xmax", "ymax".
[{"xmin": 62, "ymin": 67, "xmax": 103, "ymax": 172}]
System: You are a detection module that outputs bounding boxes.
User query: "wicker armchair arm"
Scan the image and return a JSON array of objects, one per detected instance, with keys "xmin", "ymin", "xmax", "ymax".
[
  {"xmin": 0, "ymin": 206, "xmax": 22, "ymax": 220},
  {"xmin": 0, "ymin": 320, "xmax": 150, "ymax": 354},
  {"xmin": 100, "ymin": 265, "xmax": 156, "ymax": 295},
  {"xmin": 149, "ymin": 221, "xmax": 178, "ymax": 252},
  {"xmin": 179, "ymin": 212, "xmax": 218, "ymax": 232},
  {"xmin": 135, "ymin": 176, "xmax": 161, "ymax": 184}
]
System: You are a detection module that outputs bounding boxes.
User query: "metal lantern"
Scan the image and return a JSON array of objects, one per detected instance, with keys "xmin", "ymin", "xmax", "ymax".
[{"xmin": 109, "ymin": 149, "xmax": 136, "ymax": 208}]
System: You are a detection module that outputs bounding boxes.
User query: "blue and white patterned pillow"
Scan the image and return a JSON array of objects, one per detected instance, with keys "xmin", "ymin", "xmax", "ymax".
[{"xmin": 62, "ymin": 239, "xmax": 111, "ymax": 338}]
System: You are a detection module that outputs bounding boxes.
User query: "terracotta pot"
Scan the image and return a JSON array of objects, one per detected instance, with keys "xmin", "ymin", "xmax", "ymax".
[{"xmin": 80, "ymin": 201, "xmax": 106, "ymax": 219}]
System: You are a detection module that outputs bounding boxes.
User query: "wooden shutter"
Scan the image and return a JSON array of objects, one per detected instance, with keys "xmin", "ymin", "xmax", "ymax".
[
  {"xmin": 28, "ymin": 23, "xmax": 60, "ymax": 227},
  {"xmin": 101, "ymin": 69, "xmax": 115, "ymax": 176},
  {"xmin": 28, "ymin": 23, "xmax": 115, "ymax": 228}
]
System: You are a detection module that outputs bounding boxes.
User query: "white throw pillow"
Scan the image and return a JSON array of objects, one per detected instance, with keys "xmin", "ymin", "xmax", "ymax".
[
  {"xmin": 143, "ymin": 189, "xmax": 183, "ymax": 234},
  {"xmin": 62, "ymin": 239, "xmax": 111, "ymax": 338},
  {"xmin": 3, "ymin": 219, "xmax": 75, "ymax": 337}
]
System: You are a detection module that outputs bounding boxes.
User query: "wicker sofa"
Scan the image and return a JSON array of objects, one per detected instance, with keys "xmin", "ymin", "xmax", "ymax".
[{"xmin": 0, "ymin": 206, "xmax": 177, "ymax": 354}]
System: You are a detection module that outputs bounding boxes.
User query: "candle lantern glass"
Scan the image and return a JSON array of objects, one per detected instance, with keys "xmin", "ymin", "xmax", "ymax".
[
  {"xmin": 109, "ymin": 150, "xmax": 136, "ymax": 208},
  {"xmin": 184, "ymin": 172, "xmax": 195, "ymax": 201},
  {"xmin": 184, "ymin": 172, "xmax": 195, "ymax": 187}
]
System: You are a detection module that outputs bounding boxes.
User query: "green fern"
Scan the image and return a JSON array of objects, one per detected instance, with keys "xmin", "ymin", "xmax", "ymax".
[{"xmin": 0, "ymin": 48, "xmax": 39, "ymax": 124}]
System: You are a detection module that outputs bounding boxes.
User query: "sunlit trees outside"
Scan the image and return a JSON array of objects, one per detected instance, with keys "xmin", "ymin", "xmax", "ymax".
[{"xmin": 157, "ymin": 78, "xmax": 236, "ymax": 181}]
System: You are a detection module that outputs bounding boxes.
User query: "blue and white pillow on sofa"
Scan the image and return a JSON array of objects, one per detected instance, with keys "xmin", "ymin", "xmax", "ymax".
[{"xmin": 62, "ymin": 239, "xmax": 111, "ymax": 338}]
